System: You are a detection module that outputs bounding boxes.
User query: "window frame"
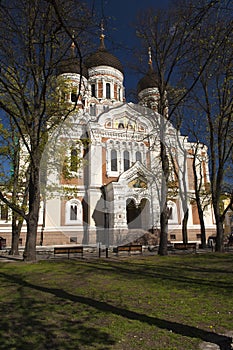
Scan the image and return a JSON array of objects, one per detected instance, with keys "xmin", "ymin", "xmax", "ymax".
[
  {"xmin": 124, "ymin": 150, "xmax": 130, "ymax": 171},
  {"xmin": 111, "ymin": 149, "xmax": 118, "ymax": 171},
  {"xmin": 65, "ymin": 199, "xmax": 82, "ymax": 225},
  {"xmin": 106, "ymin": 83, "xmax": 111, "ymax": 99}
]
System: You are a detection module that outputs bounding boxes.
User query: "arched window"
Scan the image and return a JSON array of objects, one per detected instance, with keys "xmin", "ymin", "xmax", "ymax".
[
  {"xmin": 124, "ymin": 150, "xmax": 130, "ymax": 171},
  {"xmin": 106, "ymin": 83, "xmax": 111, "ymax": 99},
  {"xmin": 70, "ymin": 204, "xmax": 77, "ymax": 220},
  {"xmin": 91, "ymin": 84, "xmax": 96, "ymax": 97},
  {"xmin": 105, "ymin": 120, "xmax": 111, "ymax": 128},
  {"xmin": 118, "ymin": 122, "xmax": 124, "ymax": 129},
  {"xmin": 90, "ymin": 104, "xmax": 96, "ymax": 116},
  {"xmin": 168, "ymin": 207, "xmax": 173, "ymax": 220},
  {"xmin": 136, "ymin": 151, "xmax": 142, "ymax": 162},
  {"xmin": 167, "ymin": 201, "xmax": 178, "ymax": 223},
  {"xmin": 70, "ymin": 149, "xmax": 78, "ymax": 172},
  {"xmin": 111, "ymin": 149, "xmax": 118, "ymax": 171},
  {"xmin": 65, "ymin": 199, "xmax": 82, "ymax": 224},
  {"xmin": 118, "ymin": 88, "xmax": 121, "ymax": 100},
  {"xmin": 71, "ymin": 91, "xmax": 78, "ymax": 103}
]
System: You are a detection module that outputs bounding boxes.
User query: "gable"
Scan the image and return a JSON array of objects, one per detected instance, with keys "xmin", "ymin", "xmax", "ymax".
[
  {"xmin": 97, "ymin": 103, "xmax": 154, "ymax": 133},
  {"xmin": 118, "ymin": 161, "xmax": 154, "ymax": 185}
]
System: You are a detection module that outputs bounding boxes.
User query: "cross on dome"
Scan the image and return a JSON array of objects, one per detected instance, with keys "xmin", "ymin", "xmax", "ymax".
[
  {"xmin": 148, "ymin": 47, "xmax": 152, "ymax": 66},
  {"xmin": 99, "ymin": 19, "xmax": 106, "ymax": 49}
]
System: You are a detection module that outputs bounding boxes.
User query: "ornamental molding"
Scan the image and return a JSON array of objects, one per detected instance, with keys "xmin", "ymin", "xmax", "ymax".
[
  {"xmin": 138, "ymin": 87, "xmax": 159, "ymax": 99},
  {"xmin": 118, "ymin": 161, "xmax": 154, "ymax": 184},
  {"xmin": 97, "ymin": 103, "xmax": 154, "ymax": 130},
  {"xmin": 88, "ymin": 66, "xmax": 123, "ymax": 81},
  {"xmin": 59, "ymin": 72, "xmax": 88, "ymax": 83}
]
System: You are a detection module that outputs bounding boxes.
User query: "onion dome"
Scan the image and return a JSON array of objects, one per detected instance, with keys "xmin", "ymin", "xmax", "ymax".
[
  {"xmin": 137, "ymin": 65, "xmax": 158, "ymax": 94},
  {"xmin": 85, "ymin": 28, "xmax": 124, "ymax": 74},
  {"xmin": 57, "ymin": 42, "xmax": 88, "ymax": 78},
  {"xmin": 137, "ymin": 48, "xmax": 158, "ymax": 94}
]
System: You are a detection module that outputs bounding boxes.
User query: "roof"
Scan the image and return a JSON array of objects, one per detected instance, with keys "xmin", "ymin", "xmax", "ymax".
[
  {"xmin": 56, "ymin": 56, "xmax": 88, "ymax": 78},
  {"xmin": 137, "ymin": 65, "xmax": 158, "ymax": 94},
  {"xmin": 85, "ymin": 36, "xmax": 124, "ymax": 74}
]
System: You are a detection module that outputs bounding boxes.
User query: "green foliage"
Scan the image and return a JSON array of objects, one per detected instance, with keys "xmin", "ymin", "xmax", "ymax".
[{"xmin": 0, "ymin": 0, "xmax": 96, "ymax": 260}]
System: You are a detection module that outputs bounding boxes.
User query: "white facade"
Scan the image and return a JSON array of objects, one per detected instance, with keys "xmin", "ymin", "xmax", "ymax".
[
  {"xmin": 0, "ymin": 38, "xmax": 216, "ymax": 247},
  {"xmin": 41, "ymin": 41, "xmax": 215, "ymax": 246}
]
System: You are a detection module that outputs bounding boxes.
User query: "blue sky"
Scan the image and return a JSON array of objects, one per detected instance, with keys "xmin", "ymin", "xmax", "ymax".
[{"xmin": 86, "ymin": 0, "xmax": 170, "ymax": 100}]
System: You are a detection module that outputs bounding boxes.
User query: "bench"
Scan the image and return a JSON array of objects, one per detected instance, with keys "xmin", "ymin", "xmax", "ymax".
[
  {"xmin": 54, "ymin": 246, "xmax": 83, "ymax": 259},
  {"xmin": 173, "ymin": 243, "xmax": 197, "ymax": 253},
  {"xmin": 116, "ymin": 244, "xmax": 143, "ymax": 256}
]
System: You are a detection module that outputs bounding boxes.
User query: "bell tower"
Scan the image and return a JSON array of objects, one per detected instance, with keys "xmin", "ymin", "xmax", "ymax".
[
  {"xmin": 56, "ymin": 39, "xmax": 88, "ymax": 109},
  {"xmin": 85, "ymin": 22, "xmax": 125, "ymax": 104}
]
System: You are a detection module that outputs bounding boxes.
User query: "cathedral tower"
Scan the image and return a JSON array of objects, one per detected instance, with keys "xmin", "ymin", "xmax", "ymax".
[
  {"xmin": 85, "ymin": 23, "xmax": 125, "ymax": 104},
  {"xmin": 57, "ymin": 40, "xmax": 88, "ymax": 109},
  {"xmin": 137, "ymin": 48, "xmax": 160, "ymax": 112}
]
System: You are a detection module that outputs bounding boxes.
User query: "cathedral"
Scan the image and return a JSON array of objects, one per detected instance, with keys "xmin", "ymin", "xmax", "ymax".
[
  {"xmin": 0, "ymin": 31, "xmax": 216, "ymax": 247},
  {"xmin": 39, "ymin": 29, "xmax": 216, "ymax": 247}
]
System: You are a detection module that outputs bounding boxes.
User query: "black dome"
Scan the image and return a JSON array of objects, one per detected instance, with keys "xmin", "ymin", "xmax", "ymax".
[
  {"xmin": 57, "ymin": 57, "xmax": 88, "ymax": 78},
  {"xmin": 85, "ymin": 42, "xmax": 124, "ymax": 74},
  {"xmin": 137, "ymin": 65, "xmax": 158, "ymax": 94}
]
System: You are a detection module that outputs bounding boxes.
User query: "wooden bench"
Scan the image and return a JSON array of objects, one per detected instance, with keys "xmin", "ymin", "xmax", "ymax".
[
  {"xmin": 116, "ymin": 244, "xmax": 143, "ymax": 256},
  {"xmin": 54, "ymin": 246, "xmax": 83, "ymax": 259},
  {"xmin": 173, "ymin": 243, "xmax": 197, "ymax": 253}
]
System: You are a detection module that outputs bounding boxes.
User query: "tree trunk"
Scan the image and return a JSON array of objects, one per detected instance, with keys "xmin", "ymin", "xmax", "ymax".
[
  {"xmin": 9, "ymin": 140, "xmax": 22, "ymax": 255},
  {"xmin": 158, "ymin": 141, "xmax": 169, "ymax": 256},
  {"xmin": 212, "ymin": 175, "xmax": 224, "ymax": 253},
  {"xmin": 215, "ymin": 217, "xmax": 224, "ymax": 252},
  {"xmin": 23, "ymin": 159, "xmax": 41, "ymax": 262},
  {"xmin": 23, "ymin": 214, "xmax": 39, "ymax": 261},
  {"xmin": 182, "ymin": 209, "xmax": 188, "ymax": 244},
  {"xmin": 9, "ymin": 212, "xmax": 25, "ymax": 255},
  {"xmin": 192, "ymin": 149, "xmax": 206, "ymax": 248},
  {"xmin": 9, "ymin": 212, "xmax": 20, "ymax": 255},
  {"xmin": 158, "ymin": 205, "xmax": 168, "ymax": 255},
  {"xmin": 198, "ymin": 206, "xmax": 206, "ymax": 248}
]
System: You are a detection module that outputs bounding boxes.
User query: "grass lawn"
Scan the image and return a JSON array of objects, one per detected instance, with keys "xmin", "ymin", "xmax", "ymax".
[{"xmin": 0, "ymin": 253, "xmax": 232, "ymax": 350}]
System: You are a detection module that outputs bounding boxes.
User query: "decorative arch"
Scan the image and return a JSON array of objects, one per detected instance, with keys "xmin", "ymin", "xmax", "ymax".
[{"xmin": 126, "ymin": 197, "xmax": 150, "ymax": 230}]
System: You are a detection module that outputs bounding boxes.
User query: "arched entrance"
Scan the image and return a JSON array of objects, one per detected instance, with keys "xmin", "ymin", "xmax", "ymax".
[{"xmin": 126, "ymin": 198, "xmax": 150, "ymax": 230}]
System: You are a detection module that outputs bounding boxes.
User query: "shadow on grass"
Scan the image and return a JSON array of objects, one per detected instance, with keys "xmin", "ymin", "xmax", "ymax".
[
  {"xmin": 77, "ymin": 259, "xmax": 233, "ymax": 293},
  {"xmin": 0, "ymin": 273, "xmax": 115, "ymax": 350},
  {"xmin": 0, "ymin": 272, "xmax": 231, "ymax": 350}
]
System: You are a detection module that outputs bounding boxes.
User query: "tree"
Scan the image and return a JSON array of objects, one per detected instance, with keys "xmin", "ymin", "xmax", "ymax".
[
  {"xmin": 0, "ymin": 0, "xmax": 94, "ymax": 261},
  {"xmin": 175, "ymin": 105, "xmax": 212, "ymax": 248},
  {"xmin": 0, "ymin": 118, "xmax": 30, "ymax": 255},
  {"xmin": 135, "ymin": 0, "xmax": 221, "ymax": 255},
  {"xmin": 192, "ymin": 144, "xmax": 212, "ymax": 249},
  {"xmin": 185, "ymin": 1, "xmax": 233, "ymax": 251}
]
